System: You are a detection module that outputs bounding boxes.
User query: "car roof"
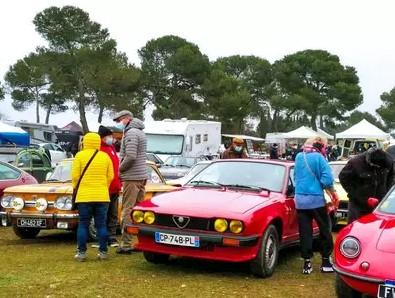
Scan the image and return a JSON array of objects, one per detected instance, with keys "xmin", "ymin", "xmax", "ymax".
[{"xmin": 212, "ymin": 158, "xmax": 294, "ymax": 167}]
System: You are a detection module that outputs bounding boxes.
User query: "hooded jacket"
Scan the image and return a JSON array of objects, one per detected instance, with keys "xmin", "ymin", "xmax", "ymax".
[
  {"xmin": 72, "ymin": 133, "xmax": 114, "ymax": 203},
  {"xmin": 339, "ymin": 148, "xmax": 395, "ymax": 211},
  {"xmin": 119, "ymin": 118, "xmax": 148, "ymax": 181},
  {"xmin": 221, "ymin": 145, "xmax": 248, "ymax": 159}
]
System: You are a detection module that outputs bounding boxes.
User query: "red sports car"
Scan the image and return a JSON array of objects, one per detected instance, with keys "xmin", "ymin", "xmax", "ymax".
[
  {"xmin": 334, "ymin": 190, "xmax": 395, "ymax": 297},
  {"xmin": 0, "ymin": 161, "xmax": 37, "ymax": 226},
  {"xmin": 126, "ymin": 159, "xmax": 333, "ymax": 277}
]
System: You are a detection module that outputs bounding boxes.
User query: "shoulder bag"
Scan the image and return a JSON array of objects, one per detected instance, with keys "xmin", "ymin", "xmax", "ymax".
[{"xmin": 71, "ymin": 150, "xmax": 99, "ymax": 210}]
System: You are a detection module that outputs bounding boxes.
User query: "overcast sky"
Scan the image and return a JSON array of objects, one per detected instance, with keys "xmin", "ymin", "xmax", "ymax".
[{"xmin": 1, "ymin": 0, "xmax": 395, "ymax": 128}]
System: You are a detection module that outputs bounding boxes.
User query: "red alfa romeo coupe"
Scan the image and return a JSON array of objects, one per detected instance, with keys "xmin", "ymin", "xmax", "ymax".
[
  {"xmin": 334, "ymin": 189, "xmax": 395, "ymax": 298},
  {"xmin": 127, "ymin": 159, "xmax": 333, "ymax": 277}
]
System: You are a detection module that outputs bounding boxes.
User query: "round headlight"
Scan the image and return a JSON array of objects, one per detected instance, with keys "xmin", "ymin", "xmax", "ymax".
[
  {"xmin": 132, "ymin": 210, "xmax": 144, "ymax": 223},
  {"xmin": 35, "ymin": 198, "xmax": 48, "ymax": 212},
  {"xmin": 214, "ymin": 219, "xmax": 228, "ymax": 233},
  {"xmin": 1, "ymin": 195, "xmax": 15, "ymax": 208},
  {"xmin": 64, "ymin": 197, "xmax": 73, "ymax": 210},
  {"xmin": 12, "ymin": 197, "xmax": 24, "ymax": 211},
  {"xmin": 55, "ymin": 196, "xmax": 73, "ymax": 210},
  {"xmin": 340, "ymin": 237, "xmax": 361, "ymax": 258},
  {"xmin": 143, "ymin": 211, "xmax": 156, "ymax": 224},
  {"xmin": 229, "ymin": 220, "xmax": 243, "ymax": 234}
]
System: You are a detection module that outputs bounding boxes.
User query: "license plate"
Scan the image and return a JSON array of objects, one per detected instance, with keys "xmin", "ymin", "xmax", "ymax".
[
  {"xmin": 378, "ymin": 281, "xmax": 395, "ymax": 298},
  {"xmin": 336, "ymin": 211, "xmax": 347, "ymax": 219},
  {"xmin": 17, "ymin": 218, "xmax": 46, "ymax": 228},
  {"xmin": 155, "ymin": 232, "xmax": 200, "ymax": 247}
]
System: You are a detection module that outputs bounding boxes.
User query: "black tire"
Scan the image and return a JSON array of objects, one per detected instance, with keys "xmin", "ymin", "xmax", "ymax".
[
  {"xmin": 335, "ymin": 274, "xmax": 363, "ymax": 298},
  {"xmin": 143, "ymin": 252, "xmax": 170, "ymax": 264},
  {"xmin": 249, "ymin": 224, "xmax": 280, "ymax": 278},
  {"xmin": 12, "ymin": 225, "xmax": 40, "ymax": 239}
]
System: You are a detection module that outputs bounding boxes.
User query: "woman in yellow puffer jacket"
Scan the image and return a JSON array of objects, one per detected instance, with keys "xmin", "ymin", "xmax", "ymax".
[{"xmin": 72, "ymin": 132, "xmax": 114, "ymax": 261}]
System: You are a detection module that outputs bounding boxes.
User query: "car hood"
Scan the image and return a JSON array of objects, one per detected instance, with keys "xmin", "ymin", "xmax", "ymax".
[
  {"xmin": 137, "ymin": 187, "xmax": 272, "ymax": 217},
  {"xmin": 376, "ymin": 218, "xmax": 395, "ymax": 253},
  {"xmin": 4, "ymin": 182, "xmax": 73, "ymax": 195},
  {"xmin": 160, "ymin": 166, "xmax": 190, "ymax": 175}
]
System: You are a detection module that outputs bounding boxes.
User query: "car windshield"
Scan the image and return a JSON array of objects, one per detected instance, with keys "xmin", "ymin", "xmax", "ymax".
[
  {"xmin": 164, "ymin": 156, "xmax": 197, "ymax": 168},
  {"xmin": 378, "ymin": 188, "xmax": 395, "ymax": 214},
  {"xmin": 47, "ymin": 161, "xmax": 72, "ymax": 182},
  {"xmin": 187, "ymin": 161, "xmax": 286, "ymax": 192},
  {"xmin": 330, "ymin": 163, "xmax": 346, "ymax": 180},
  {"xmin": 146, "ymin": 134, "xmax": 184, "ymax": 155}
]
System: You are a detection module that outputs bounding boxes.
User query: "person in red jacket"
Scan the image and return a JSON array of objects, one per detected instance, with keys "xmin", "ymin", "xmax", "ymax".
[{"xmin": 98, "ymin": 125, "xmax": 122, "ymax": 247}]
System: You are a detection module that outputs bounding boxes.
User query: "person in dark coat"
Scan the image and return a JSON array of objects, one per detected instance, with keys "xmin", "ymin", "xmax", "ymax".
[
  {"xmin": 339, "ymin": 147, "xmax": 395, "ymax": 223},
  {"xmin": 221, "ymin": 137, "xmax": 248, "ymax": 159},
  {"xmin": 269, "ymin": 143, "xmax": 279, "ymax": 159}
]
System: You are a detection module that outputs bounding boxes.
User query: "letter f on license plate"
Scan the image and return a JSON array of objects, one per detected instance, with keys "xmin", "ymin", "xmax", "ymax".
[{"xmin": 378, "ymin": 281, "xmax": 395, "ymax": 298}]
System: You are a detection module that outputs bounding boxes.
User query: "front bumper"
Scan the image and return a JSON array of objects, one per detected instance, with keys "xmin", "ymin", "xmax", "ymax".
[
  {"xmin": 127, "ymin": 224, "xmax": 260, "ymax": 262},
  {"xmin": 1, "ymin": 210, "xmax": 79, "ymax": 229},
  {"xmin": 333, "ymin": 264, "xmax": 383, "ymax": 296}
]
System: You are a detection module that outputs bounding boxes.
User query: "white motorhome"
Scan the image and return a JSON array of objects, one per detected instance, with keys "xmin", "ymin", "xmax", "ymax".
[{"xmin": 144, "ymin": 119, "xmax": 221, "ymax": 161}]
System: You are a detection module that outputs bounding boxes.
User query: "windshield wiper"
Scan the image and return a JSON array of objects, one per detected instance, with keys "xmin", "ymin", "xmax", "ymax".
[
  {"xmin": 189, "ymin": 180, "xmax": 224, "ymax": 188},
  {"xmin": 223, "ymin": 184, "xmax": 270, "ymax": 192},
  {"xmin": 46, "ymin": 179, "xmax": 59, "ymax": 182}
]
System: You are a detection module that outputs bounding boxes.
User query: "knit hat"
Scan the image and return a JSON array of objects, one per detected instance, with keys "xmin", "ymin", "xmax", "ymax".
[{"xmin": 98, "ymin": 125, "xmax": 113, "ymax": 138}]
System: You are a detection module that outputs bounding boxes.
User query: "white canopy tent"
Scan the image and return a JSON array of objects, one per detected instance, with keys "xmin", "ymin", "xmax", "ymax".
[
  {"xmin": 336, "ymin": 119, "xmax": 389, "ymax": 140},
  {"xmin": 283, "ymin": 126, "xmax": 334, "ymax": 140}
]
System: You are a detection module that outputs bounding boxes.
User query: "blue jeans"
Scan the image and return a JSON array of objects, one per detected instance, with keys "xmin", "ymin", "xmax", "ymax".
[{"xmin": 77, "ymin": 202, "xmax": 109, "ymax": 253}]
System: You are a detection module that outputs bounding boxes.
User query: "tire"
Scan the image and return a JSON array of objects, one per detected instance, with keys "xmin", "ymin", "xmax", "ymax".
[
  {"xmin": 249, "ymin": 224, "xmax": 280, "ymax": 278},
  {"xmin": 12, "ymin": 225, "xmax": 40, "ymax": 239},
  {"xmin": 335, "ymin": 274, "xmax": 363, "ymax": 298},
  {"xmin": 143, "ymin": 252, "xmax": 170, "ymax": 264}
]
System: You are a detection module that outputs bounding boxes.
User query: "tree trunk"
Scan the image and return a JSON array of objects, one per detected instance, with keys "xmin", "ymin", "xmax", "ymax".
[
  {"xmin": 36, "ymin": 98, "xmax": 40, "ymax": 123},
  {"xmin": 271, "ymin": 109, "xmax": 279, "ymax": 132},
  {"xmin": 79, "ymin": 98, "xmax": 88, "ymax": 133},
  {"xmin": 98, "ymin": 104, "xmax": 104, "ymax": 124},
  {"xmin": 45, "ymin": 106, "xmax": 52, "ymax": 124},
  {"xmin": 310, "ymin": 114, "xmax": 317, "ymax": 130},
  {"xmin": 319, "ymin": 114, "xmax": 324, "ymax": 129}
]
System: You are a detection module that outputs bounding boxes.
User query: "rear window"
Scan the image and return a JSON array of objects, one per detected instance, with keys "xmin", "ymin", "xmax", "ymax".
[{"xmin": 0, "ymin": 163, "xmax": 20, "ymax": 180}]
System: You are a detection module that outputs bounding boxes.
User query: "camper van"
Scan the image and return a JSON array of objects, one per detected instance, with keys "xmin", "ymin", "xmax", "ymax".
[{"xmin": 144, "ymin": 119, "xmax": 221, "ymax": 161}]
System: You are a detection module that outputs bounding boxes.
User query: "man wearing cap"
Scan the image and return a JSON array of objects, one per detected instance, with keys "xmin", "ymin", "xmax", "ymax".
[
  {"xmin": 221, "ymin": 137, "xmax": 248, "ymax": 159},
  {"xmin": 98, "ymin": 125, "xmax": 121, "ymax": 247},
  {"xmin": 113, "ymin": 110, "xmax": 148, "ymax": 254}
]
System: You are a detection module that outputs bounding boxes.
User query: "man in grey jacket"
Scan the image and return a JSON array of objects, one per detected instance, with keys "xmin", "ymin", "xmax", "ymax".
[{"xmin": 113, "ymin": 110, "xmax": 148, "ymax": 254}]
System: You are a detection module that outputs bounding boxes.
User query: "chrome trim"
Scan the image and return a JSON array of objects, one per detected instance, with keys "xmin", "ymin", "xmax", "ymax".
[
  {"xmin": 10, "ymin": 213, "xmax": 53, "ymax": 219},
  {"xmin": 55, "ymin": 213, "xmax": 79, "ymax": 219},
  {"xmin": 333, "ymin": 264, "xmax": 384, "ymax": 283},
  {"xmin": 25, "ymin": 201, "xmax": 54, "ymax": 208},
  {"xmin": 0, "ymin": 211, "xmax": 7, "ymax": 216}
]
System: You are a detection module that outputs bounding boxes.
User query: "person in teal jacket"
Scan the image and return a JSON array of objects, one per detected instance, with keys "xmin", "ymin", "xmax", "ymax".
[{"xmin": 294, "ymin": 136, "xmax": 335, "ymax": 275}]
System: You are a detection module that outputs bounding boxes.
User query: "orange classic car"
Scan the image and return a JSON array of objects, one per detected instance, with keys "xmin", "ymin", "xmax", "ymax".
[{"xmin": 0, "ymin": 159, "xmax": 176, "ymax": 239}]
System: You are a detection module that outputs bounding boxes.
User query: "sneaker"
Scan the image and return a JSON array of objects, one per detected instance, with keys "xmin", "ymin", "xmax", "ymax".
[
  {"xmin": 74, "ymin": 251, "xmax": 87, "ymax": 262},
  {"xmin": 302, "ymin": 259, "xmax": 313, "ymax": 274},
  {"xmin": 91, "ymin": 243, "xmax": 100, "ymax": 248},
  {"xmin": 97, "ymin": 251, "xmax": 109, "ymax": 260},
  {"xmin": 108, "ymin": 238, "xmax": 119, "ymax": 247},
  {"xmin": 320, "ymin": 257, "xmax": 334, "ymax": 273},
  {"xmin": 116, "ymin": 247, "xmax": 133, "ymax": 254}
]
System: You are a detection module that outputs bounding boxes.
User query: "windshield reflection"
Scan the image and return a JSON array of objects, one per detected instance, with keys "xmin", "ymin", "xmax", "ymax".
[
  {"xmin": 47, "ymin": 161, "xmax": 72, "ymax": 182},
  {"xmin": 187, "ymin": 161, "xmax": 286, "ymax": 192}
]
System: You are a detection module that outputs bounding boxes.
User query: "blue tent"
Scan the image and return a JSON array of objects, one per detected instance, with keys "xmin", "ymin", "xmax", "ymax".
[{"xmin": 0, "ymin": 122, "xmax": 29, "ymax": 146}]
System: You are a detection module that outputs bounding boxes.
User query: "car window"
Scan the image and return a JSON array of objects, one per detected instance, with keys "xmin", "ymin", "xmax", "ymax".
[
  {"xmin": 289, "ymin": 167, "xmax": 295, "ymax": 186},
  {"xmin": 147, "ymin": 165, "xmax": 162, "ymax": 184},
  {"xmin": 0, "ymin": 163, "xmax": 20, "ymax": 180},
  {"xmin": 188, "ymin": 161, "xmax": 286, "ymax": 192},
  {"xmin": 17, "ymin": 152, "xmax": 31, "ymax": 167},
  {"xmin": 378, "ymin": 188, "xmax": 395, "ymax": 214},
  {"xmin": 55, "ymin": 145, "xmax": 64, "ymax": 151},
  {"xmin": 330, "ymin": 163, "xmax": 346, "ymax": 180},
  {"xmin": 32, "ymin": 153, "xmax": 44, "ymax": 167},
  {"xmin": 43, "ymin": 144, "xmax": 53, "ymax": 150}
]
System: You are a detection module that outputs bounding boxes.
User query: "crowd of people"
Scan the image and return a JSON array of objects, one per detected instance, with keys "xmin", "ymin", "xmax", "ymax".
[{"xmin": 72, "ymin": 110, "xmax": 147, "ymax": 261}]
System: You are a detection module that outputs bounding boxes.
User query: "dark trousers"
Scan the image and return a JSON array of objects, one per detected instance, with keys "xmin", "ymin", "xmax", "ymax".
[
  {"xmin": 347, "ymin": 201, "xmax": 370, "ymax": 224},
  {"xmin": 77, "ymin": 203, "xmax": 109, "ymax": 253},
  {"xmin": 297, "ymin": 206, "xmax": 333, "ymax": 259},
  {"xmin": 107, "ymin": 194, "xmax": 119, "ymax": 237}
]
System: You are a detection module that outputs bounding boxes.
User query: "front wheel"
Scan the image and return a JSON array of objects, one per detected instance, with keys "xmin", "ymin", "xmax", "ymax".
[
  {"xmin": 143, "ymin": 252, "xmax": 169, "ymax": 264},
  {"xmin": 249, "ymin": 224, "xmax": 279, "ymax": 278},
  {"xmin": 335, "ymin": 274, "xmax": 362, "ymax": 298},
  {"xmin": 12, "ymin": 225, "xmax": 40, "ymax": 239}
]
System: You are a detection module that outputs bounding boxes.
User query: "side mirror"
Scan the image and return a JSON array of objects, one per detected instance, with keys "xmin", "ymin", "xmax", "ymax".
[
  {"xmin": 45, "ymin": 172, "xmax": 53, "ymax": 181},
  {"xmin": 367, "ymin": 197, "xmax": 379, "ymax": 208},
  {"xmin": 286, "ymin": 185, "xmax": 295, "ymax": 197}
]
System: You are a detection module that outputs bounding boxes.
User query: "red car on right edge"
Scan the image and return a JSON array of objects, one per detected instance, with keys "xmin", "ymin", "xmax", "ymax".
[{"xmin": 334, "ymin": 187, "xmax": 395, "ymax": 298}]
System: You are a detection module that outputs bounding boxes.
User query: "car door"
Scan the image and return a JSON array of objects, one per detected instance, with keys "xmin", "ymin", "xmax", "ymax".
[
  {"xmin": 31, "ymin": 152, "xmax": 52, "ymax": 183},
  {"xmin": 283, "ymin": 166, "xmax": 299, "ymax": 242}
]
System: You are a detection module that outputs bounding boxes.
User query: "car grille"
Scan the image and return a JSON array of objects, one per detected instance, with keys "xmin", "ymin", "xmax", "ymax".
[
  {"xmin": 155, "ymin": 214, "xmax": 210, "ymax": 231},
  {"xmin": 338, "ymin": 201, "xmax": 349, "ymax": 210}
]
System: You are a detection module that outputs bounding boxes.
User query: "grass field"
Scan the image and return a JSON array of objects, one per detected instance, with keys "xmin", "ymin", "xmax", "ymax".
[{"xmin": 0, "ymin": 227, "xmax": 336, "ymax": 298}]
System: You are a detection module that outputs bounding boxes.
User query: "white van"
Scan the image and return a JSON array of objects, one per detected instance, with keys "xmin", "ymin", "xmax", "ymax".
[{"xmin": 144, "ymin": 119, "xmax": 221, "ymax": 161}]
